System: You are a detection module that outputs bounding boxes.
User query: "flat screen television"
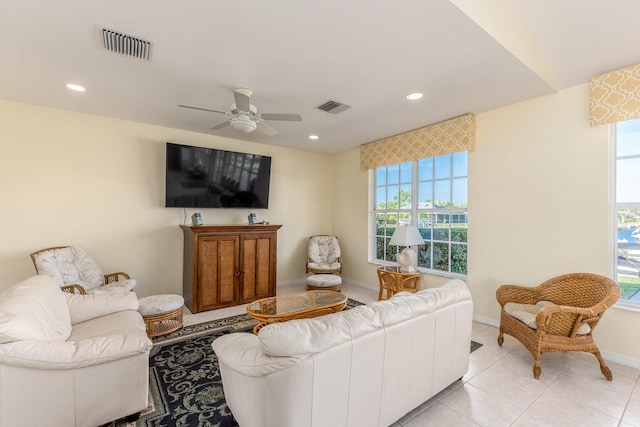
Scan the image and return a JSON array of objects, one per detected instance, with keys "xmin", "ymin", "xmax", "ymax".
[{"xmin": 165, "ymin": 142, "xmax": 271, "ymax": 208}]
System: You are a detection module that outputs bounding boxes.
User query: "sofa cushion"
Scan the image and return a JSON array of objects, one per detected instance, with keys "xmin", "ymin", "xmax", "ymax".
[
  {"xmin": 259, "ymin": 304, "xmax": 381, "ymax": 357},
  {"xmin": 0, "ymin": 276, "xmax": 72, "ymax": 343},
  {"xmin": 69, "ymin": 310, "xmax": 147, "ymax": 341},
  {"xmin": 259, "ymin": 279, "xmax": 472, "ymax": 358},
  {"xmin": 34, "ymin": 246, "xmax": 104, "ymax": 291},
  {"xmin": 65, "ymin": 292, "xmax": 139, "ymax": 325}
]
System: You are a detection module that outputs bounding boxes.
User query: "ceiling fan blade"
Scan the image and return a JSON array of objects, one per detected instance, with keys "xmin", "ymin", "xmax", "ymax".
[
  {"xmin": 210, "ymin": 119, "xmax": 231, "ymax": 130},
  {"xmin": 178, "ymin": 104, "xmax": 227, "ymax": 115},
  {"xmin": 234, "ymin": 91, "xmax": 251, "ymax": 112},
  {"xmin": 257, "ymin": 121, "xmax": 278, "ymax": 136},
  {"xmin": 260, "ymin": 113, "xmax": 302, "ymax": 122}
]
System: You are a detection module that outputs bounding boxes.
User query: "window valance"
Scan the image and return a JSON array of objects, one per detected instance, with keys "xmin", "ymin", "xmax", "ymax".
[
  {"xmin": 359, "ymin": 113, "xmax": 475, "ymax": 171},
  {"xmin": 590, "ymin": 63, "xmax": 640, "ymax": 126}
]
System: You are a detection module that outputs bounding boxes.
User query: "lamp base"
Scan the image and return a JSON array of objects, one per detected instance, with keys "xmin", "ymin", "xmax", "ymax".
[{"xmin": 396, "ymin": 247, "xmax": 418, "ymax": 273}]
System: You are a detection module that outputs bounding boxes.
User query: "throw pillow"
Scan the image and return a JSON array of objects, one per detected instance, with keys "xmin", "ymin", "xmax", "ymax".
[{"xmin": 0, "ymin": 275, "xmax": 72, "ymax": 343}]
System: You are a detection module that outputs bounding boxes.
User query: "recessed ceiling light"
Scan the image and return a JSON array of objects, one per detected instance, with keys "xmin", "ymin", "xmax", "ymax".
[
  {"xmin": 309, "ymin": 135, "xmax": 319, "ymax": 140},
  {"xmin": 66, "ymin": 83, "xmax": 86, "ymax": 92},
  {"xmin": 406, "ymin": 92, "xmax": 423, "ymax": 100}
]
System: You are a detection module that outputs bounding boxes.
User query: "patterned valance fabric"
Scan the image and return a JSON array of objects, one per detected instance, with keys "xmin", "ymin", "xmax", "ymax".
[
  {"xmin": 359, "ymin": 114, "xmax": 475, "ymax": 170},
  {"xmin": 590, "ymin": 63, "xmax": 640, "ymax": 126}
]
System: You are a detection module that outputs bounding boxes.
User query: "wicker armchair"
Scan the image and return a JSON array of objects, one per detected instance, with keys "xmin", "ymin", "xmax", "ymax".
[
  {"xmin": 496, "ymin": 273, "xmax": 620, "ymax": 380},
  {"xmin": 30, "ymin": 245, "xmax": 137, "ymax": 295}
]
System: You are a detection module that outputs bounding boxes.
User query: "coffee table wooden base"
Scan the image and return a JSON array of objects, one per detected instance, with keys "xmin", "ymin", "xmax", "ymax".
[{"xmin": 247, "ymin": 291, "xmax": 348, "ymax": 334}]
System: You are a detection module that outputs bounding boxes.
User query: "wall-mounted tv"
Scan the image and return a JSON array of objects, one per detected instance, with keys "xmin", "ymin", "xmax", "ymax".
[{"xmin": 165, "ymin": 142, "xmax": 271, "ymax": 209}]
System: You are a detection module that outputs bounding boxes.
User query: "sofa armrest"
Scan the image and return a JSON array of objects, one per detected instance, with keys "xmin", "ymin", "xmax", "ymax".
[
  {"xmin": 65, "ymin": 292, "xmax": 139, "ymax": 324},
  {"xmin": 212, "ymin": 333, "xmax": 302, "ymax": 377},
  {"xmin": 0, "ymin": 334, "xmax": 151, "ymax": 370}
]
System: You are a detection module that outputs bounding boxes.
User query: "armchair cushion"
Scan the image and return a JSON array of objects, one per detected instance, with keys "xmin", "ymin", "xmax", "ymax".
[
  {"xmin": 0, "ymin": 276, "xmax": 71, "ymax": 344},
  {"xmin": 34, "ymin": 246, "xmax": 104, "ymax": 291},
  {"xmin": 308, "ymin": 235, "xmax": 341, "ymax": 264},
  {"xmin": 503, "ymin": 301, "xmax": 590, "ymax": 335},
  {"xmin": 88, "ymin": 279, "xmax": 137, "ymax": 295},
  {"xmin": 306, "ymin": 261, "xmax": 341, "ymax": 272}
]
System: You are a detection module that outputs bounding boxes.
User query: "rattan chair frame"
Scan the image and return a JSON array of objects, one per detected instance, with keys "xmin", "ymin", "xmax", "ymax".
[
  {"xmin": 376, "ymin": 268, "xmax": 420, "ymax": 300},
  {"xmin": 30, "ymin": 246, "xmax": 131, "ymax": 294},
  {"xmin": 496, "ymin": 272, "xmax": 620, "ymax": 380},
  {"xmin": 143, "ymin": 306, "xmax": 184, "ymax": 339}
]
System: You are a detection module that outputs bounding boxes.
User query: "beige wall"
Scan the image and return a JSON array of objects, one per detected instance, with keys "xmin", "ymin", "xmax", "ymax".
[
  {"xmin": 3, "ymin": 81, "xmax": 639, "ymax": 363},
  {"xmin": 469, "ymin": 83, "xmax": 640, "ymax": 362},
  {"xmin": 0, "ymin": 99, "xmax": 333, "ymax": 297},
  {"xmin": 334, "ymin": 84, "xmax": 640, "ymax": 363}
]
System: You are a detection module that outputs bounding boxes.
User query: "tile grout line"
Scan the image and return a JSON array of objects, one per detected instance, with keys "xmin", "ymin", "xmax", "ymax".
[{"xmin": 618, "ymin": 370, "xmax": 640, "ymax": 426}]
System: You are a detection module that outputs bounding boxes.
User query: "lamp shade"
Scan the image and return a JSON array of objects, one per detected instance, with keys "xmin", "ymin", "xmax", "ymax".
[{"xmin": 389, "ymin": 225, "xmax": 424, "ymax": 247}]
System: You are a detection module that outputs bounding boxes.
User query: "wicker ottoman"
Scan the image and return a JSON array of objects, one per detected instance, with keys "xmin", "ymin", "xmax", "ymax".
[
  {"xmin": 306, "ymin": 274, "xmax": 342, "ymax": 292},
  {"xmin": 138, "ymin": 294, "xmax": 184, "ymax": 338}
]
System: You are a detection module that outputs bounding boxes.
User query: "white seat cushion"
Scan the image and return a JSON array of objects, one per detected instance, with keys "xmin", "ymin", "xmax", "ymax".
[
  {"xmin": 504, "ymin": 301, "xmax": 591, "ymax": 335},
  {"xmin": 306, "ymin": 274, "xmax": 342, "ymax": 286},
  {"xmin": 137, "ymin": 294, "xmax": 184, "ymax": 316},
  {"xmin": 307, "ymin": 262, "xmax": 342, "ymax": 272},
  {"xmin": 88, "ymin": 279, "xmax": 137, "ymax": 294}
]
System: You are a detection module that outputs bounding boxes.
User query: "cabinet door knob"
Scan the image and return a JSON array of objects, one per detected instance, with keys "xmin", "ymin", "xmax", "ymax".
[{"xmin": 234, "ymin": 271, "xmax": 241, "ymax": 277}]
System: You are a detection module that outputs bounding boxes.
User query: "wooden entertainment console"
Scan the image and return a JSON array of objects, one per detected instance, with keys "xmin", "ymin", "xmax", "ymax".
[{"xmin": 180, "ymin": 224, "xmax": 282, "ymax": 313}]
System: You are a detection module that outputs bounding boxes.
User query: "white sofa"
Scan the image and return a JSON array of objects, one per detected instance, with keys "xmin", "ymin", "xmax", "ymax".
[
  {"xmin": 212, "ymin": 279, "xmax": 473, "ymax": 427},
  {"xmin": 0, "ymin": 275, "xmax": 152, "ymax": 427}
]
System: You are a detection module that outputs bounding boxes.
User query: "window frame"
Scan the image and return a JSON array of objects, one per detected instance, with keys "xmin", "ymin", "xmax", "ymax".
[
  {"xmin": 370, "ymin": 153, "xmax": 468, "ymax": 279},
  {"xmin": 612, "ymin": 121, "xmax": 640, "ymax": 309}
]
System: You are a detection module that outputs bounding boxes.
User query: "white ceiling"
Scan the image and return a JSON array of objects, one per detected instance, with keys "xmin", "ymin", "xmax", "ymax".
[{"xmin": 1, "ymin": 0, "xmax": 640, "ymax": 155}]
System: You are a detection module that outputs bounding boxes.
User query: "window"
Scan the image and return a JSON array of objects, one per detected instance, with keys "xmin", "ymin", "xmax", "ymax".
[
  {"xmin": 373, "ymin": 152, "xmax": 468, "ymax": 276},
  {"xmin": 615, "ymin": 118, "xmax": 640, "ymax": 304}
]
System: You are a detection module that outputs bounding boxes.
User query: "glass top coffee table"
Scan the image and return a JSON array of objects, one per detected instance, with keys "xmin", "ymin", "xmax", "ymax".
[{"xmin": 246, "ymin": 290, "xmax": 348, "ymax": 334}]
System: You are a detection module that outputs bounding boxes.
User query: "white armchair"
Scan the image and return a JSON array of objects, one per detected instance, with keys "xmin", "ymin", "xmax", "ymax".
[
  {"xmin": 306, "ymin": 235, "xmax": 342, "ymax": 274},
  {"xmin": 0, "ymin": 275, "xmax": 152, "ymax": 427},
  {"xmin": 30, "ymin": 245, "xmax": 136, "ymax": 294}
]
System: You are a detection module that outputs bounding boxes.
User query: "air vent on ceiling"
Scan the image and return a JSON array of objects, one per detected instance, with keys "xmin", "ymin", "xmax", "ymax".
[
  {"xmin": 316, "ymin": 100, "xmax": 350, "ymax": 114},
  {"xmin": 100, "ymin": 27, "xmax": 152, "ymax": 61}
]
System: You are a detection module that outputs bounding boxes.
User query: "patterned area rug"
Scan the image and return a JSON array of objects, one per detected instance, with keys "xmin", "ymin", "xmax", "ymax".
[{"xmin": 108, "ymin": 299, "xmax": 481, "ymax": 427}]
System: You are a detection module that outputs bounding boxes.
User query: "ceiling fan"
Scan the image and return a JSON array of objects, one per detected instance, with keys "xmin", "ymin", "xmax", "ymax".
[{"xmin": 178, "ymin": 88, "xmax": 302, "ymax": 136}]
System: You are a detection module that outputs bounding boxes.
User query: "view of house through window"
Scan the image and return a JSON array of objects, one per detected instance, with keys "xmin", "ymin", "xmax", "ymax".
[
  {"xmin": 374, "ymin": 152, "xmax": 468, "ymax": 275},
  {"xmin": 616, "ymin": 118, "xmax": 640, "ymax": 304}
]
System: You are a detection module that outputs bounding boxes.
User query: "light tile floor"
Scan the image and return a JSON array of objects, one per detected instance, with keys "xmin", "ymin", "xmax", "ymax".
[{"xmin": 183, "ymin": 282, "xmax": 640, "ymax": 427}]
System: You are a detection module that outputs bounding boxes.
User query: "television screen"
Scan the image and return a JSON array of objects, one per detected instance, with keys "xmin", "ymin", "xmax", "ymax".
[{"xmin": 165, "ymin": 142, "xmax": 271, "ymax": 208}]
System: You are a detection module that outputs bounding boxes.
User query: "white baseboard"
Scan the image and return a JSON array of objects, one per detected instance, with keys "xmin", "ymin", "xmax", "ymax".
[
  {"xmin": 342, "ymin": 277, "xmax": 378, "ymax": 292},
  {"xmin": 600, "ymin": 350, "xmax": 640, "ymax": 369},
  {"xmin": 472, "ymin": 315, "xmax": 640, "ymax": 369},
  {"xmin": 472, "ymin": 314, "xmax": 499, "ymax": 328},
  {"xmin": 277, "ymin": 277, "xmax": 378, "ymax": 292},
  {"xmin": 276, "ymin": 278, "xmax": 306, "ymax": 287}
]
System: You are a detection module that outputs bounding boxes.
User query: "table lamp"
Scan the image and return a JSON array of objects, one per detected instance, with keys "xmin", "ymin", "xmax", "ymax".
[{"xmin": 389, "ymin": 225, "xmax": 424, "ymax": 273}]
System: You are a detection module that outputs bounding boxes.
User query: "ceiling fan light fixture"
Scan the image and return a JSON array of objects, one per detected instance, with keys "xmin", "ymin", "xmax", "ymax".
[
  {"xmin": 406, "ymin": 92, "xmax": 423, "ymax": 100},
  {"xmin": 230, "ymin": 115, "xmax": 257, "ymax": 133}
]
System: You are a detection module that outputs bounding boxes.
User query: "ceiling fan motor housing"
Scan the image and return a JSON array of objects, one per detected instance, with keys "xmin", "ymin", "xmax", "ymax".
[{"xmin": 230, "ymin": 115, "xmax": 257, "ymax": 132}]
